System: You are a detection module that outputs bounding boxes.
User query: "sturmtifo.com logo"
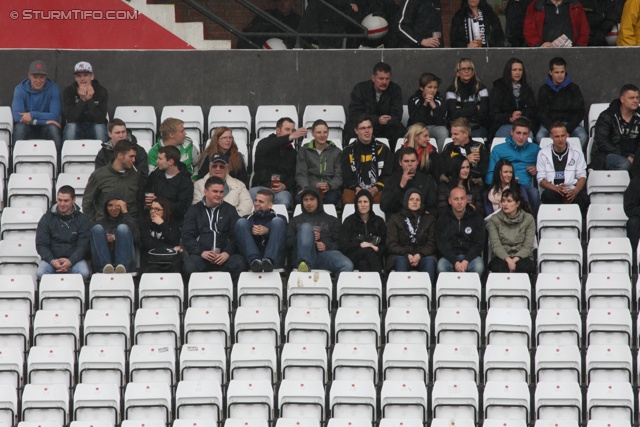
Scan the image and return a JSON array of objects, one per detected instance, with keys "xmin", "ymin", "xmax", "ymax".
[{"xmin": 10, "ymin": 9, "xmax": 139, "ymax": 20}]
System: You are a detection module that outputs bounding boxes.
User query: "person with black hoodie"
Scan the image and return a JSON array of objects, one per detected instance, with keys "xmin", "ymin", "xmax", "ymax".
[
  {"xmin": 287, "ymin": 187, "xmax": 353, "ymax": 276},
  {"xmin": 140, "ymin": 196, "xmax": 183, "ymax": 274},
  {"xmin": 144, "ymin": 145, "xmax": 194, "ymax": 225},
  {"xmin": 591, "ymin": 84, "xmax": 640, "ymax": 171},
  {"xmin": 89, "ymin": 190, "xmax": 140, "ymax": 274},
  {"xmin": 450, "ymin": 0, "xmax": 505, "ymax": 47},
  {"xmin": 340, "ymin": 189, "xmax": 386, "ymax": 274},
  {"xmin": 95, "ymin": 118, "xmax": 149, "ymax": 177},
  {"xmin": 62, "ymin": 61, "xmax": 108, "ymax": 142}
]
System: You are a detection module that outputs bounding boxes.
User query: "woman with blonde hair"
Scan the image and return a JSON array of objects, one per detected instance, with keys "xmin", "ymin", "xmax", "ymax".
[
  {"xmin": 394, "ymin": 123, "xmax": 441, "ymax": 181},
  {"xmin": 197, "ymin": 126, "xmax": 248, "ymax": 185},
  {"xmin": 445, "ymin": 58, "xmax": 490, "ymax": 139}
]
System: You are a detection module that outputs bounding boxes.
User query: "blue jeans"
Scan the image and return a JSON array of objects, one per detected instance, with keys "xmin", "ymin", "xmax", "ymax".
[
  {"xmin": 249, "ymin": 186, "xmax": 292, "ymax": 208},
  {"xmin": 295, "ymin": 223, "xmax": 353, "ymax": 278},
  {"xmin": 14, "ymin": 122, "xmax": 62, "ymax": 153},
  {"xmin": 494, "ymin": 125, "xmax": 535, "ymax": 140},
  {"xmin": 470, "ymin": 126, "xmax": 488, "ymax": 139},
  {"xmin": 235, "ymin": 217, "xmax": 287, "ymax": 268},
  {"xmin": 605, "ymin": 153, "xmax": 633, "ymax": 171},
  {"xmin": 437, "ymin": 254, "xmax": 485, "ymax": 276},
  {"xmin": 36, "ymin": 259, "xmax": 90, "ymax": 281},
  {"xmin": 394, "ymin": 254, "xmax": 437, "ymax": 285},
  {"xmin": 90, "ymin": 224, "xmax": 135, "ymax": 272},
  {"xmin": 521, "ymin": 184, "xmax": 540, "ymax": 216},
  {"xmin": 537, "ymin": 124, "xmax": 588, "ymax": 149},
  {"xmin": 295, "ymin": 189, "xmax": 340, "ymax": 205},
  {"xmin": 427, "ymin": 125, "xmax": 449, "ymax": 153},
  {"xmin": 63, "ymin": 122, "xmax": 108, "ymax": 143}
]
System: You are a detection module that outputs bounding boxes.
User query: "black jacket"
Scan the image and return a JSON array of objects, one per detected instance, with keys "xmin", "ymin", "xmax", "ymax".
[
  {"xmin": 437, "ymin": 179, "xmax": 484, "ymax": 216},
  {"xmin": 340, "ymin": 206, "xmax": 387, "ymax": 259},
  {"xmin": 445, "ymin": 79, "xmax": 490, "ymax": 130},
  {"xmin": 36, "ymin": 204, "xmax": 91, "ymax": 265},
  {"xmin": 287, "ymin": 187, "xmax": 341, "ymax": 251},
  {"xmin": 489, "ymin": 78, "xmax": 538, "ymax": 137},
  {"xmin": 580, "ymin": 0, "xmax": 618, "ymax": 46},
  {"xmin": 624, "ymin": 176, "xmax": 640, "ymax": 218},
  {"xmin": 440, "ymin": 139, "xmax": 489, "ymax": 180},
  {"xmin": 145, "ymin": 161, "xmax": 194, "ymax": 223},
  {"xmin": 251, "ymin": 133, "xmax": 296, "ymax": 193},
  {"xmin": 407, "ymin": 90, "xmax": 447, "ymax": 127},
  {"xmin": 396, "ymin": 0, "xmax": 443, "ymax": 47},
  {"xmin": 505, "ymin": 0, "xmax": 534, "ymax": 46},
  {"xmin": 380, "ymin": 170, "xmax": 438, "ymax": 217},
  {"xmin": 435, "ymin": 205, "xmax": 486, "ymax": 264},
  {"xmin": 62, "ymin": 79, "xmax": 108, "ymax": 125},
  {"xmin": 341, "ymin": 139, "xmax": 393, "ymax": 191},
  {"xmin": 591, "ymin": 98, "xmax": 640, "ymax": 169},
  {"xmin": 537, "ymin": 75, "xmax": 586, "ymax": 133},
  {"xmin": 182, "ymin": 200, "xmax": 240, "ymax": 256},
  {"xmin": 450, "ymin": 5, "xmax": 505, "ymax": 47},
  {"xmin": 140, "ymin": 219, "xmax": 181, "ymax": 253},
  {"xmin": 95, "ymin": 137, "xmax": 149, "ymax": 178},
  {"xmin": 96, "ymin": 191, "xmax": 140, "ymax": 243},
  {"xmin": 348, "ymin": 80, "xmax": 404, "ymax": 131}
]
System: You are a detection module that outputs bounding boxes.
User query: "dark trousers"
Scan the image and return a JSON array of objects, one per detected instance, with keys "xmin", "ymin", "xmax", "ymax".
[
  {"xmin": 348, "ymin": 247, "xmax": 384, "ymax": 274},
  {"xmin": 183, "ymin": 253, "xmax": 248, "ymax": 285},
  {"xmin": 489, "ymin": 256, "xmax": 536, "ymax": 275},
  {"xmin": 541, "ymin": 187, "xmax": 590, "ymax": 215}
]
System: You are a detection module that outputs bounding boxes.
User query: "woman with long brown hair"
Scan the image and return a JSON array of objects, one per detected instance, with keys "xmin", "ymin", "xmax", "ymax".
[{"xmin": 197, "ymin": 127, "xmax": 248, "ymax": 185}]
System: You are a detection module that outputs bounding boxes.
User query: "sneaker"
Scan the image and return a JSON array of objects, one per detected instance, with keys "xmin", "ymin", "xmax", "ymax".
[
  {"xmin": 102, "ymin": 264, "xmax": 115, "ymax": 274},
  {"xmin": 298, "ymin": 261, "xmax": 309, "ymax": 272},
  {"xmin": 115, "ymin": 264, "xmax": 126, "ymax": 274},
  {"xmin": 262, "ymin": 258, "xmax": 273, "ymax": 272},
  {"xmin": 250, "ymin": 258, "xmax": 263, "ymax": 272}
]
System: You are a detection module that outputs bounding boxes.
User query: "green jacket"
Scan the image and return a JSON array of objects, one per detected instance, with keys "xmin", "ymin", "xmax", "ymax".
[
  {"xmin": 487, "ymin": 208, "xmax": 536, "ymax": 260},
  {"xmin": 148, "ymin": 137, "xmax": 200, "ymax": 180},
  {"xmin": 82, "ymin": 164, "xmax": 145, "ymax": 223},
  {"xmin": 295, "ymin": 140, "xmax": 343, "ymax": 191}
]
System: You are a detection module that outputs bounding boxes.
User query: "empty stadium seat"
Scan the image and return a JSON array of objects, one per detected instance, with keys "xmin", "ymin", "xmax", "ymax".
[
  {"xmin": 276, "ymin": 418, "xmax": 320, "ymax": 427},
  {"xmin": 485, "ymin": 273, "xmax": 531, "ymax": 309},
  {"xmin": 436, "ymin": 272, "xmax": 481, "ymax": 308},
  {"xmin": 535, "ymin": 344, "xmax": 581, "ymax": 382},
  {"xmin": 587, "ymin": 308, "xmax": 632, "ymax": 346},
  {"xmin": 179, "ymin": 343, "xmax": 226, "ymax": 384},
  {"xmin": 483, "ymin": 380, "xmax": 530, "ymax": 421},
  {"xmin": 13, "ymin": 139, "xmax": 57, "ymax": 180},
  {"xmin": 537, "ymin": 238, "xmax": 583, "ymax": 274},
  {"xmin": 587, "ymin": 204, "xmax": 628, "ymax": 239},
  {"xmin": 230, "ymin": 343, "xmax": 277, "ymax": 383},
  {"xmin": 332, "ymin": 343, "xmax": 378, "ymax": 383},
  {"xmin": 534, "ymin": 381, "xmax": 582, "ymax": 421},
  {"xmin": 237, "ymin": 272, "xmax": 283, "ymax": 309},
  {"xmin": 0, "ymin": 310, "xmax": 30, "ymax": 353},
  {"xmin": 134, "ymin": 308, "xmax": 181, "ymax": 349},
  {"xmin": 73, "ymin": 383, "xmax": 120, "ymax": 425},
  {"xmin": 334, "ymin": 307, "xmax": 380, "ymax": 346},
  {"xmin": 0, "ymin": 107, "xmax": 13, "ymax": 145},
  {"xmin": 587, "ymin": 170, "xmax": 629, "ymax": 204},
  {"xmin": 337, "ymin": 272, "xmax": 382, "ymax": 309},
  {"xmin": 0, "ymin": 207, "xmax": 43, "ymax": 241},
  {"xmin": 184, "ymin": 307, "xmax": 230, "ymax": 347},
  {"xmin": 483, "ymin": 344, "xmax": 530, "ymax": 382},
  {"xmin": 33, "ymin": 309, "xmax": 80, "ymax": 351},
  {"xmin": 21, "ymin": 383, "xmax": 69, "ymax": 423},
  {"xmin": 385, "ymin": 306, "xmax": 430, "ymax": 345},
  {"xmin": 7, "ymin": 173, "xmax": 52, "ymax": 211},
  {"xmin": 114, "ymin": 106, "xmax": 157, "ymax": 142},
  {"xmin": 234, "ymin": 306, "xmax": 280, "ymax": 346},
  {"xmin": 27, "ymin": 345, "xmax": 75, "ymax": 388},
  {"xmin": 380, "ymin": 380, "xmax": 427, "ymax": 421},
  {"xmin": 0, "ymin": 346, "xmax": 23, "ymax": 390},
  {"xmin": 585, "ymin": 273, "xmax": 631, "ymax": 309},
  {"xmin": 0, "ymin": 240, "xmax": 39, "ymax": 278},
  {"xmin": 432, "ymin": 344, "xmax": 479, "ymax": 382},
  {"xmin": 586, "ymin": 344, "xmax": 632, "ymax": 383},
  {"xmin": 38, "ymin": 274, "xmax": 85, "ymax": 315},
  {"xmin": 382, "ymin": 343, "xmax": 429, "ymax": 383},
  {"xmin": 89, "ymin": 273, "xmax": 135, "ymax": 315},
  {"xmin": 278, "ymin": 379, "xmax": 325, "ymax": 421},
  {"xmin": 329, "ymin": 380, "xmax": 377, "ymax": 421},
  {"xmin": 285, "ymin": 307, "xmax": 331, "ymax": 347},
  {"xmin": 281, "ymin": 342, "xmax": 327, "ymax": 384},
  {"xmin": 124, "ymin": 382, "xmax": 172, "ymax": 423},
  {"xmin": 286, "ymin": 271, "xmax": 333, "ymax": 310},
  {"xmin": 78, "ymin": 345, "xmax": 126, "ymax": 388},
  {"xmin": 0, "ymin": 275, "xmax": 35, "ymax": 315},
  {"xmin": 537, "ymin": 204, "xmax": 582, "ymax": 239},
  {"xmin": 138, "ymin": 272, "xmax": 184, "ymax": 312},
  {"xmin": 129, "ymin": 344, "xmax": 176, "ymax": 386},
  {"xmin": 535, "ymin": 273, "xmax": 581, "ymax": 309},
  {"xmin": 83, "ymin": 309, "xmax": 131, "ymax": 351},
  {"xmin": 431, "ymin": 380, "xmax": 478, "ymax": 422},
  {"xmin": 587, "ymin": 237, "xmax": 632, "ymax": 275},
  {"xmin": 536, "ymin": 308, "xmax": 582, "ymax": 346},
  {"xmin": 435, "ymin": 307, "xmax": 481, "ymax": 346},
  {"xmin": 60, "ymin": 139, "xmax": 102, "ymax": 174},
  {"xmin": 386, "ymin": 271, "xmax": 431, "ymax": 308},
  {"xmin": 175, "ymin": 380, "xmax": 223, "ymax": 421},
  {"xmin": 587, "ymin": 381, "xmax": 633, "ymax": 422},
  {"xmin": 188, "ymin": 272, "xmax": 233, "ymax": 311},
  {"xmin": 226, "ymin": 379, "xmax": 274, "ymax": 421},
  {"xmin": 208, "ymin": 105, "xmax": 251, "ymax": 140}
]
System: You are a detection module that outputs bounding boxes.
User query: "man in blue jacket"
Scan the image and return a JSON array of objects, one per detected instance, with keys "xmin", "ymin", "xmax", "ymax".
[
  {"xmin": 12, "ymin": 60, "xmax": 62, "ymax": 152},
  {"xmin": 486, "ymin": 117, "xmax": 541, "ymax": 213}
]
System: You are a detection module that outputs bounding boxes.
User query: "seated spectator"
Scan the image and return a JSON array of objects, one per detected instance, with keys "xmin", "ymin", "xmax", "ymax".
[
  {"xmin": 436, "ymin": 187, "xmax": 485, "ymax": 275},
  {"xmin": 591, "ymin": 84, "xmax": 640, "ymax": 171},
  {"xmin": 140, "ymin": 197, "xmax": 183, "ymax": 274},
  {"xmin": 580, "ymin": 0, "xmax": 619, "ymax": 45},
  {"xmin": 445, "ymin": 58, "xmax": 490, "ymax": 139},
  {"xmin": 287, "ymin": 187, "xmax": 353, "ymax": 276},
  {"xmin": 437, "ymin": 156, "xmax": 483, "ymax": 215},
  {"xmin": 504, "ymin": 0, "xmax": 534, "ymax": 46},
  {"xmin": 62, "ymin": 61, "xmax": 108, "ymax": 142},
  {"xmin": 450, "ymin": 0, "xmax": 505, "ymax": 47},
  {"xmin": 251, "ymin": 117, "xmax": 306, "ymax": 208},
  {"xmin": 12, "ymin": 60, "xmax": 62, "ymax": 152},
  {"xmin": 624, "ymin": 175, "xmax": 640, "ymax": 253},
  {"xmin": 95, "ymin": 119, "xmax": 149, "ymax": 177},
  {"xmin": 148, "ymin": 118, "xmax": 200, "ymax": 181},
  {"xmin": 145, "ymin": 145, "xmax": 194, "ymax": 225},
  {"xmin": 407, "ymin": 73, "xmax": 448, "ymax": 151},
  {"xmin": 490, "ymin": 58, "xmax": 537, "ymax": 139},
  {"xmin": 198, "ymin": 127, "xmax": 249, "ymax": 185},
  {"xmin": 536, "ymin": 57, "xmax": 588, "ymax": 148},
  {"xmin": 395, "ymin": 0, "xmax": 444, "ymax": 48},
  {"xmin": 236, "ymin": 0, "xmax": 301, "ymax": 49},
  {"xmin": 381, "ymin": 147, "xmax": 438, "ymax": 217},
  {"xmin": 441, "ymin": 118, "xmax": 489, "ymax": 182},
  {"xmin": 346, "ymin": 62, "xmax": 406, "ymax": 150},
  {"xmin": 36, "ymin": 186, "xmax": 91, "ymax": 281},
  {"xmin": 523, "ymin": 0, "xmax": 589, "ymax": 47},
  {"xmin": 340, "ymin": 189, "xmax": 386, "ymax": 274},
  {"xmin": 193, "ymin": 154, "xmax": 252, "ymax": 217},
  {"xmin": 486, "ymin": 117, "xmax": 540, "ymax": 213},
  {"xmin": 90, "ymin": 191, "xmax": 139, "ymax": 274},
  {"xmin": 386, "ymin": 188, "xmax": 437, "ymax": 283},
  {"xmin": 182, "ymin": 176, "xmax": 248, "ymax": 284},
  {"xmin": 341, "ymin": 115, "xmax": 393, "ymax": 204},
  {"xmin": 537, "ymin": 122, "xmax": 588, "ymax": 212},
  {"xmin": 395, "ymin": 123, "xmax": 441, "ymax": 181},
  {"xmin": 484, "ymin": 158, "xmax": 530, "ymax": 215},
  {"xmin": 296, "ymin": 119, "xmax": 343, "ymax": 205},
  {"xmin": 487, "ymin": 188, "xmax": 536, "ymax": 274},
  {"xmin": 235, "ymin": 189, "xmax": 288, "ymax": 272}
]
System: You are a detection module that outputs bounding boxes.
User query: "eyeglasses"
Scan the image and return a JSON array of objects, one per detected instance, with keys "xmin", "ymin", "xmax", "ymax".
[
  {"xmin": 219, "ymin": 136, "xmax": 233, "ymax": 140},
  {"xmin": 357, "ymin": 126, "xmax": 373, "ymax": 131},
  {"xmin": 150, "ymin": 207, "xmax": 164, "ymax": 212},
  {"xmin": 210, "ymin": 163, "xmax": 227, "ymax": 169},
  {"xmin": 458, "ymin": 67, "xmax": 473, "ymax": 72}
]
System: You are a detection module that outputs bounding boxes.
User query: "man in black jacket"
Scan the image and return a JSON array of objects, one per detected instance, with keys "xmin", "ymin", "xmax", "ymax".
[
  {"xmin": 591, "ymin": 84, "xmax": 640, "ymax": 171},
  {"xmin": 144, "ymin": 145, "xmax": 194, "ymax": 224},
  {"xmin": 381, "ymin": 147, "xmax": 438, "ymax": 217},
  {"xmin": 435, "ymin": 187, "xmax": 485, "ymax": 275},
  {"xmin": 251, "ymin": 117, "xmax": 307, "ymax": 208},
  {"xmin": 182, "ymin": 176, "xmax": 247, "ymax": 283},
  {"xmin": 95, "ymin": 119, "xmax": 149, "ymax": 177},
  {"xmin": 346, "ymin": 62, "xmax": 406, "ymax": 150},
  {"xmin": 62, "ymin": 61, "xmax": 108, "ymax": 143}
]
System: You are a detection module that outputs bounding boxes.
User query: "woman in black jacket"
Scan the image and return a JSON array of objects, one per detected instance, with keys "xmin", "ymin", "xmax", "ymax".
[
  {"xmin": 490, "ymin": 58, "xmax": 537, "ymax": 139},
  {"xmin": 140, "ymin": 196, "xmax": 183, "ymax": 273},
  {"xmin": 450, "ymin": 0, "xmax": 504, "ymax": 48},
  {"xmin": 340, "ymin": 190, "xmax": 386, "ymax": 274},
  {"xmin": 445, "ymin": 58, "xmax": 490, "ymax": 139},
  {"xmin": 437, "ymin": 155, "xmax": 484, "ymax": 216}
]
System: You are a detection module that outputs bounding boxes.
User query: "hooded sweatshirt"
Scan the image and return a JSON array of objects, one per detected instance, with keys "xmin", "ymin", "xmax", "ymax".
[
  {"xmin": 12, "ymin": 77, "xmax": 61, "ymax": 123},
  {"xmin": 145, "ymin": 161, "xmax": 194, "ymax": 223},
  {"xmin": 95, "ymin": 190, "xmax": 140, "ymax": 243},
  {"xmin": 62, "ymin": 79, "xmax": 108, "ymax": 124},
  {"xmin": 36, "ymin": 203, "xmax": 91, "ymax": 265},
  {"xmin": 339, "ymin": 189, "xmax": 387, "ymax": 258},
  {"xmin": 485, "ymin": 136, "xmax": 540, "ymax": 186},
  {"xmin": 94, "ymin": 134, "xmax": 149, "ymax": 178},
  {"xmin": 537, "ymin": 74, "xmax": 585, "ymax": 133},
  {"xmin": 287, "ymin": 187, "xmax": 341, "ymax": 251}
]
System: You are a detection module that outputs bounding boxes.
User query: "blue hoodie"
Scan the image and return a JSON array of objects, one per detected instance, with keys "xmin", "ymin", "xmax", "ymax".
[
  {"xmin": 12, "ymin": 77, "xmax": 61, "ymax": 123},
  {"xmin": 485, "ymin": 136, "xmax": 540, "ymax": 186}
]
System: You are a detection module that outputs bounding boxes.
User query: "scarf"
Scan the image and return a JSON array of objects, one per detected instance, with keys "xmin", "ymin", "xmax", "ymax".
[
  {"xmin": 350, "ymin": 141, "xmax": 378, "ymax": 189},
  {"xmin": 465, "ymin": 9, "xmax": 487, "ymax": 46},
  {"xmin": 404, "ymin": 215, "xmax": 421, "ymax": 244}
]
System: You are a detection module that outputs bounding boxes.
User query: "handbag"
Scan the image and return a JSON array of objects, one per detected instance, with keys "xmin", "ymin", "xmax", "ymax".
[{"xmin": 147, "ymin": 248, "xmax": 180, "ymax": 265}]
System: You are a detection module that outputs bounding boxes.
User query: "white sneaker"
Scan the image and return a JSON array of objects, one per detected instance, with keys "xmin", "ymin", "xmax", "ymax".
[{"xmin": 103, "ymin": 264, "xmax": 115, "ymax": 274}]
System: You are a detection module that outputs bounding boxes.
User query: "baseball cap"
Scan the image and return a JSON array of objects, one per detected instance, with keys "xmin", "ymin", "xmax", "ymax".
[
  {"xmin": 210, "ymin": 153, "xmax": 229, "ymax": 164},
  {"xmin": 28, "ymin": 60, "xmax": 47, "ymax": 75},
  {"xmin": 74, "ymin": 61, "xmax": 93, "ymax": 74}
]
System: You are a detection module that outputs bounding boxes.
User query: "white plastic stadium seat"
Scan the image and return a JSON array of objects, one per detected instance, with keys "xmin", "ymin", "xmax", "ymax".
[
  {"xmin": 431, "ymin": 380, "xmax": 479, "ymax": 422},
  {"xmin": 0, "ymin": 106, "xmax": 13, "ymax": 144},
  {"xmin": 329, "ymin": 379, "xmax": 377, "ymax": 421},
  {"xmin": 303, "ymin": 105, "xmax": 346, "ymax": 142},
  {"xmin": 585, "ymin": 273, "xmax": 631, "ymax": 309},
  {"xmin": 0, "ymin": 207, "xmax": 43, "ymax": 241},
  {"xmin": 535, "ymin": 381, "xmax": 582, "ymax": 422},
  {"xmin": 237, "ymin": 272, "xmax": 283, "ymax": 309},
  {"xmin": 385, "ymin": 307, "xmax": 430, "ymax": 346},
  {"xmin": 281, "ymin": 342, "xmax": 327, "ymax": 384},
  {"xmin": 134, "ymin": 308, "xmax": 181, "ymax": 349},
  {"xmin": 188, "ymin": 272, "xmax": 234, "ymax": 311},
  {"xmin": 13, "ymin": 139, "xmax": 57, "ymax": 180},
  {"xmin": 208, "ymin": 105, "xmax": 251, "ymax": 141},
  {"xmin": 286, "ymin": 271, "xmax": 333, "ymax": 310},
  {"xmin": 124, "ymin": 382, "xmax": 172, "ymax": 423},
  {"xmin": 587, "ymin": 308, "xmax": 632, "ymax": 346},
  {"xmin": 161, "ymin": 105, "xmax": 204, "ymax": 150},
  {"xmin": 234, "ymin": 306, "xmax": 280, "ymax": 346},
  {"xmin": 537, "ymin": 204, "xmax": 582, "ymax": 239},
  {"xmin": 255, "ymin": 105, "xmax": 298, "ymax": 138},
  {"xmin": 587, "ymin": 381, "xmax": 633, "ymax": 422},
  {"xmin": 184, "ymin": 307, "xmax": 229, "ymax": 346},
  {"xmin": 38, "ymin": 273, "xmax": 85, "ymax": 315},
  {"xmin": 332, "ymin": 343, "xmax": 378, "ymax": 383},
  {"xmin": 380, "ymin": 380, "xmax": 428, "ymax": 421},
  {"xmin": 138, "ymin": 272, "xmax": 184, "ymax": 312},
  {"xmin": 386, "ymin": 271, "xmax": 431, "ymax": 308},
  {"xmin": 435, "ymin": 307, "xmax": 481, "ymax": 346},
  {"xmin": 334, "ymin": 306, "xmax": 380, "ymax": 346},
  {"xmin": 83, "ymin": 309, "xmax": 131, "ymax": 351},
  {"xmin": 278, "ymin": 379, "xmax": 325, "ymax": 420},
  {"xmin": 536, "ymin": 308, "xmax": 581, "ymax": 346},
  {"xmin": 436, "ymin": 272, "xmax": 481, "ymax": 308},
  {"xmin": 7, "ymin": 173, "xmax": 52, "ymax": 211},
  {"xmin": 485, "ymin": 273, "xmax": 531, "ymax": 309},
  {"xmin": 537, "ymin": 238, "xmax": 583, "ymax": 274},
  {"xmin": 432, "ymin": 344, "xmax": 479, "ymax": 382},
  {"xmin": 484, "ymin": 344, "xmax": 530, "ymax": 382},
  {"xmin": 179, "ymin": 343, "xmax": 227, "ymax": 384},
  {"xmin": 114, "ymin": 106, "xmax": 157, "ymax": 142},
  {"xmin": 285, "ymin": 307, "xmax": 331, "ymax": 347},
  {"xmin": 175, "ymin": 380, "xmax": 223, "ymax": 421},
  {"xmin": 55, "ymin": 173, "xmax": 90, "ymax": 208},
  {"xmin": 587, "ymin": 237, "xmax": 632, "ymax": 275},
  {"xmin": 535, "ymin": 344, "xmax": 581, "ymax": 382},
  {"xmin": 32, "ymin": 309, "xmax": 80, "ymax": 351},
  {"xmin": 483, "ymin": 380, "xmax": 530, "ymax": 421},
  {"xmin": 21, "ymin": 383, "xmax": 69, "ymax": 424},
  {"xmin": 587, "ymin": 204, "xmax": 628, "ymax": 239},
  {"xmin": 78, "ymin": 345, "xmax": 126, "ymax": 388},
  {"xmin": 485, "ymin": 307, "xmax": 531, "ymax": 347},
  {"xmin": 226, "ymin": 379, "xmax": 274, "ymax": 421},
  {"xmin": 89, "ymin": 273, "xmax": 135, "ymax": 316},
  {"xmin": 535, "ymin": 273, "xmax": 582, "ymax": 309},
  {"xmin": 230, "ymin": 342, "xmax": 277, "ymax": 383},
  {"xmin": 73, "ymin": 382, "xmax": 121, "ymax": 425},
  {"xmin": 60, "ymin": 139, "xmax": 102, "ymax": 173},
  {"xmin": 0, "ymin": 240, "xmax": 40, "ymax": 278},
  {"xmin": 27, "ymin": 345, "xmax": 75, "ymax": 388},
  {"xmin": 587, "ymin": 170, "xmax": 629, "ymax": 204},
  {"xmin": 337, "ymin": 272, "xmax": 382, "ymax": 309}
]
